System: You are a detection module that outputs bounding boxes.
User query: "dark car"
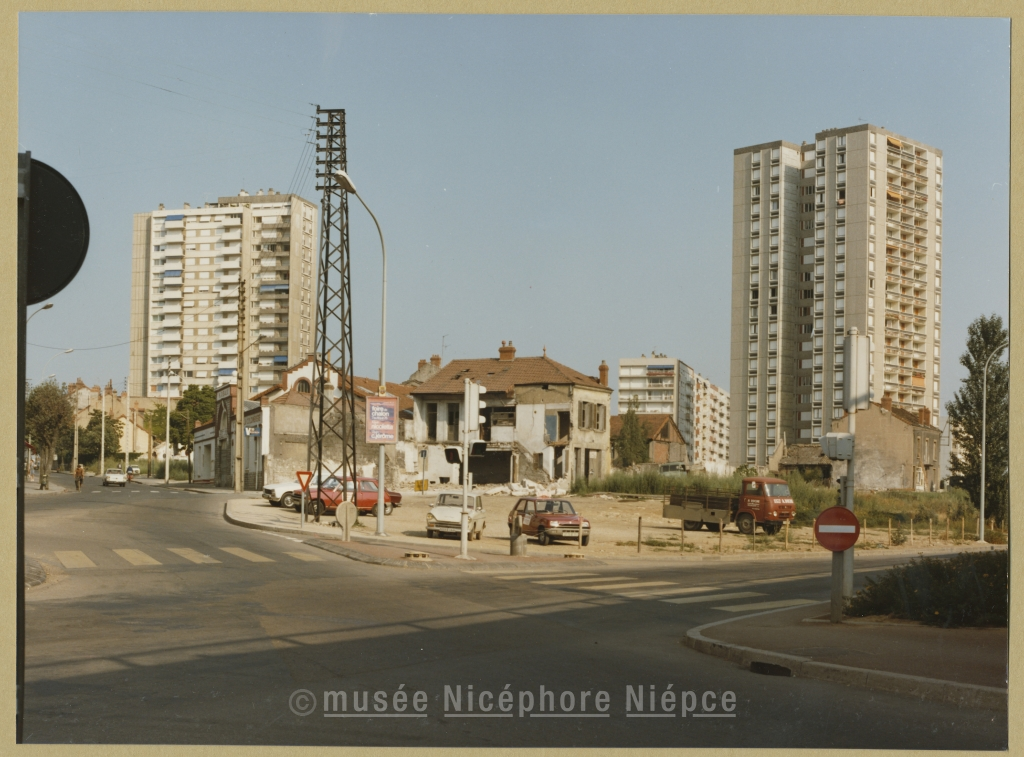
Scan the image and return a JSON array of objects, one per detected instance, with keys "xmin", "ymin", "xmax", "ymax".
[
  {"xmin": 289, "ymin": 477, "xmax": 399, "ymax": 517},
  {"xmin": 508, "ymin": 497, "xmax": 590, "ymax": 546}
]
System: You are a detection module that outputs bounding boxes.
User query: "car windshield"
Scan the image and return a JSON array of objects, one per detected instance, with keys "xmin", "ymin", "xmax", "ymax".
[
  {"xmin": 766, "ymin": 483, "xmax": 791, "ymax": 497},
  {"xmin": 539, "ymin": 500, "xmax": 575, "ymax": 515}
]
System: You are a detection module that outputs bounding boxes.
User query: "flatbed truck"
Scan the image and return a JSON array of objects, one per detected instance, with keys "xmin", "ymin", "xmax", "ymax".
[{"xmin": 662, "ymin": 476, "xmax": 795, "ymax": 535}]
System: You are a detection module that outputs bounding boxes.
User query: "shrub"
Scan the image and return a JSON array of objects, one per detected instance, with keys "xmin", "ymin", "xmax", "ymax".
[{"xmin": 846, "ymin": 551, "xmax": 1007, "ymax": 627}]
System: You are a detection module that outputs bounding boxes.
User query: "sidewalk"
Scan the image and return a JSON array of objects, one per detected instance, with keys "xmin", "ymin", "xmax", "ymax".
[
  {"xmin": 223, "ymin": 499, "xmax": 589, "ymax": 571},
  {"xmin": 685, "ymin": 601, "xmax": 1007, "ymax": 709}
]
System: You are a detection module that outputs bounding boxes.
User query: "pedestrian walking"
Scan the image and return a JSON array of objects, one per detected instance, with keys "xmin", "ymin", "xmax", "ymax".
[{"xmin": 74, "ymin": 464, "xmax": 85, "ymax": 492}]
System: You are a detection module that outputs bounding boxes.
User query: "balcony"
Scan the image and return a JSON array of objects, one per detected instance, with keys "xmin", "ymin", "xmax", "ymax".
[
  {"xmin": 221, "ymin": 259, "xmax": 241, "ymax": 270},
  {"xmin": 221, "ymin": 229, "xmax": 242, "ymax": 241},
  {"xmin": 163, "ymin": 232, "xmax": 184, "ymax": 244},
  {"xmin": 219, "ymin": 302, "xmax": 238, "ymax": 313},
  {"xmin": 163, "ymin": 289, "xmax": 183, "ymax": 300}
]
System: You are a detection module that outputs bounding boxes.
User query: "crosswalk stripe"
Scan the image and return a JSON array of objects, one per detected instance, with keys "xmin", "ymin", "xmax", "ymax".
[
  {"xmin": 713, "ymin": 598, "xmax": 819, "ymax": 612},
  {"xmin": 284, "ymin": 552, "xmax": 324, "ymax": 562},
  {"xmin": 495, "ymin": 572, "xmax": 598, "ymax": 581},
  {"xmin": 662, "ymin": 591, "xmax": 765, "ymax": 605},
  {"xmin": 532, "ymin": 576, "xmax": 631, "ymax": 586},
  {"xmin": 54, "ymin": 551, "xmax": 96, "ymax": 569},
  {"xmin": 615, "ymin": 585, "xmax": 717, "ymax": 598},
  {"xmin": 168, "ymin": 548, "xmax": 222, "ymax": 564},
  {"xmin": 220, "ymin": 547, "xmax": 275, "ymax": 563},
  {"xmin": 113, "ymin": 549, "xmax": 162, "ymax": 566},
  {"xmin": 577, "ymin": 581, "xmax": 677, "ymax": 591}
]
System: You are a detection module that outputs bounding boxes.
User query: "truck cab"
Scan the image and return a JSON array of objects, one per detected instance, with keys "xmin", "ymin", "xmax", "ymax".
[{"xmin": 736, "ymin": 477, "xmax": 794, "ymax": 535}]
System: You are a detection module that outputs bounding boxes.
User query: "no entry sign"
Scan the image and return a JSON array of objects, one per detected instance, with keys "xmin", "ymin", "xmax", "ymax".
[{"xmin": 814, "ymin": 506, "xmax": 861, "ymax": 552}]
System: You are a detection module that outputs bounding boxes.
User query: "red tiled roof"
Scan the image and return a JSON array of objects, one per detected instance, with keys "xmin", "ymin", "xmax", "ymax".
[
  {"xmin": 609, "ymin": 413, "xmax": 677, "ymax": 441},
  {"xmin": 411, "ymin": 355, "xmax": 608, "ymax": 396}
]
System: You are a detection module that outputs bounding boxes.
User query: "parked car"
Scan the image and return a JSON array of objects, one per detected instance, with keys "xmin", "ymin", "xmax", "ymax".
[
  {"xmin": 658, "ymin": 462, "xmax": 688, "ymax": 477},
  {"xmin": 103, "ymin": 468, "xmax": 127, "ymax": 487},
  {"xmin": 508, "ymin": 497, "xmax": 590, "ymax": 546},
  {"xmin": 426, "ymin": 493, "xmax": 485, "ymax": 540},
  {"xmin": 263, "ymin": 479, "xmax": 303, "ymax": 508},
  {"xmin": 289, "ymin": 477, "xmax": 398, "ymax": 517}
]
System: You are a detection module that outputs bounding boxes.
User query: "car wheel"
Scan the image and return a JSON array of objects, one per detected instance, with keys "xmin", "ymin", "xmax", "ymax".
[
  {"xmin": 581, "ymin": 535, "xmax": 590, "ymax": 547},
  {"xmin": 764, "ymin": 522, "xmax": 781, "ymax": 536},
  {"xmin": 704, "ymin": 522, "xmax": 721, "ymax": 533},
  {"xmin": 282, "ymin": 493, "xmax": 296, "ymax": 510},
  {"xmin": 683, "ymin": 520, "xmax": 702, "ymax": 531},
  {"xmin": 537, "ymin": 530, "xmax": 549, "ymax": 546},
  {"xmin": 474, "ymin": 528, "xmax": 483, "ymax": 541},
  {"xmin": 308, "ymin": 499, "xmax": 323, "ymax": 518},
  {"xmin": 737, "ymin": 514, "xmax": 755, "ymax": 535},
  {"xmin": 427, "ymin": 529, "xmax": 436, "ymax": 539}
]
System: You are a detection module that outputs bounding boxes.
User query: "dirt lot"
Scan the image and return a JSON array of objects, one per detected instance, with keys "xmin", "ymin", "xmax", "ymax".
[{"xmin": 356, "ymin": 489, "xmax": 944, "ymax": 559}]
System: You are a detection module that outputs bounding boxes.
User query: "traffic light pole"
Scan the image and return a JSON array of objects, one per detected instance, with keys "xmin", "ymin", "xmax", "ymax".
[{"xmin": 457, "ymin": 378, "xmax": 472, "ymax": 560}]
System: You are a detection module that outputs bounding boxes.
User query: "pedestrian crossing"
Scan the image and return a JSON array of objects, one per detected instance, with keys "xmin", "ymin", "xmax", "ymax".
[
  {"xmin": 51, "ymin": 545, "xmax": 326, "ymax": 570},
  {"xmin": 484, "ymin": 570, "xmax": 820, "ymax": 614}
]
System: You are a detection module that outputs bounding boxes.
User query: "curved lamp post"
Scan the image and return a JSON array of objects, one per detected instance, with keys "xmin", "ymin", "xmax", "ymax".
[
  {"xmin": 40, "ymin": 348, "xmax": 73, "ymax": 381},
  {"xmin": 27, "ymin": 303, "xmax": 53, "ymax": 324},
  {"xmin": 334, "ymin": 169, "xmax": 389, "ymax": 538},
  {"xmin": 978, "ymin": 340, "xmax": 1008, "ymax": 543}
]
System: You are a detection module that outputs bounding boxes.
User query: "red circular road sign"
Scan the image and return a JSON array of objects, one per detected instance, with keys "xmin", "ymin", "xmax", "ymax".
[{"xmin": 814, "ymin": 506, "xmax": 861, "ymax": 552}]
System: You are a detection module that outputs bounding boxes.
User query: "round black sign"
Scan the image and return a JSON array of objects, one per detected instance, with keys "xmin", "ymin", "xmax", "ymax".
[{"xmin": 27, "ymin": 159, "xmax": 90, "ymax": 305}]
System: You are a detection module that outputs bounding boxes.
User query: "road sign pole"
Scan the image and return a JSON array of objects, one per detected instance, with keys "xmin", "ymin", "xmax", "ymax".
[
  {"xmin": 842, "ymin": 409, "xmax": 856, "ymax": 598},
  {"xmin": 830, "ymin": 551, "xmax": 844, "ymax": 623}
]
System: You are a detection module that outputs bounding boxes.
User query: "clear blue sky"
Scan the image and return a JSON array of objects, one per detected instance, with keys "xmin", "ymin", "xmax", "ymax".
[{"xmin": 19, "ymin": 13, "xmax": 1009, "ymax": 410}]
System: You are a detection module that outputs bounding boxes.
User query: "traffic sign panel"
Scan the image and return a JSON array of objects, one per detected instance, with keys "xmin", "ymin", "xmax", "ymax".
[
  {"xmin": 296, "ymin": 471, "xmax": 313, "ymax": 493},
  {"xmin": 814, "ymin": 506, "xmax": 860, "ymax": 552}
]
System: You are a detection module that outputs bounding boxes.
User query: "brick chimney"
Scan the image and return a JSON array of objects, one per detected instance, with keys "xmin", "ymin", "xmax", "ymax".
[
  {"xmin": 430, "ymin": 354, "xmax": 441, "ymax": 368},
  {"xmin": 599, "ymin": 360, "xmax": 609, "ymax": 387},
  {"xmin": 498, "ymin": 340, "xmax": 516, "ymax": 361},
  {"xmin": 881, "ymin": 393, "xmax": 893, "ymax": 411},
  {"xmin": 418, "ymin": 359, "xmax": 427, "ymax": 371},
  {"xmin": 918, "ymin": 407, "xmax": 931, "ymax": 426}
]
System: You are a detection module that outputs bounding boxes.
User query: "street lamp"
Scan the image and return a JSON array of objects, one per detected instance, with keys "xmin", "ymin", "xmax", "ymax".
[
  {"xmin": 165, "ymin": 364, "xmax": 179, "ymax": 485},
  {"xmin": 334, "ymin": 169, "xmax": 389, "ymax": 538},
  {"xmin": 40, "ymin": 348, "xmax": 73, "ymax": 381},
  {"xmin": 27, "ymin": 303, "xmax": 53, "ymax": 323},
  {"xmin": 978, "ymin": 340, "xmax": 1008, "ymax": 543}
]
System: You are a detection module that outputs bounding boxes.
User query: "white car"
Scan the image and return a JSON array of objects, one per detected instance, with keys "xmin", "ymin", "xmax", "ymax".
[
  {"xmin": 262, "ymin": 480, "xmax": 302, "ymax": 508},
  {"xmin": 426, "ymin": 493, "xmax": 486, "ymax": 540},
  {"xmin": 103, "ymin": 469, "xmax": 127, "ymax": 487}
]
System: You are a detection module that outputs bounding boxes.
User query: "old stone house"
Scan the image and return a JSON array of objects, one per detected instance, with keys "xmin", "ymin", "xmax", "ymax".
[
  {"xmin": 830, "ymin": 396, "xmax": 941, "ymax": 491},
  {"xmin": 609, "ymin": 413, "xmax": 688, "ymax": 466},
  {"xmin": 408, "ymin": 342, "xmax": 613, "ymax": 486}
]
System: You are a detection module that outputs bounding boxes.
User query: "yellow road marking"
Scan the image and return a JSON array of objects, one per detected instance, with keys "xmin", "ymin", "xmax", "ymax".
[
  {"xmin": 168, "ymin": 548, "xmax": 221, "ymax": 564},
  {"xmin": 220, "ymin": 547, "xmax": 275, "ymax": 563},
  {"xmin": 662, "ymin": 591, "xmax": 765, "ymax": 605},
  {"xmin": 284, "ymin": 552, "xmax": 324, "ymax": 562},
  {"xmin": 113, "ymin": 549, "xmax": 162, "ymax": 566},
  {"xmin": 54, "ymin": 551, "xmax": 96, "ymax": 569}
]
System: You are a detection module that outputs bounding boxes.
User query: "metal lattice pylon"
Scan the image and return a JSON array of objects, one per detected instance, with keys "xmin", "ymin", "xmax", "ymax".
[{"xmin": 307, "ymin": 107, "xmax": 356, "ymax": 500}]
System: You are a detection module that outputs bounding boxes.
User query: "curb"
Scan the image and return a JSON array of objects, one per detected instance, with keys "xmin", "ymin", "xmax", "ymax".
[
  {"xmin": 222, "ymin": 502, "xmax": 591, "ymax": 571},
  {"xmin": 683, "ymin": 603, "xmax": 1007, "ymax": 710}
]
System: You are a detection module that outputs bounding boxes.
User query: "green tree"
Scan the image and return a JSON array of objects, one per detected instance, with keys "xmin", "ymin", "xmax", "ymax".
[
  {"xmin": 25, "ymin": 381, "xmax": 73, "ymax": 489},
  {"xmin": 615, "ymin": 396, "xmax": 650, "ymax": 468},
  {"xmin": 76, "ymin": 409, "xmax": 123, "ymax": 469},
  {"xmin": 945, "ymin": 314, "xmax": 1008, "ymax": 527},
  {"xmin": 171, "ymin": 385, "xmax": 216, "ymax": 480}
]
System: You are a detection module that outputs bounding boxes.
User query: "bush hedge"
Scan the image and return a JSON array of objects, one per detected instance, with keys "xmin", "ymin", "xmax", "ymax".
[{"xmin": 846, "ymin": 550, "xmax": 1008, "ymax": 627}]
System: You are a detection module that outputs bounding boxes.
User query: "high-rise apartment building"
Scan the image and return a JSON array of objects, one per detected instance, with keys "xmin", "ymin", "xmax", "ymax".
[
  {"xmin": 692, "ymin": 376, "xmax": 731, "ymax": 469},
  {"xmin": 618, "ymin": 356, "xmax": 731, "ymax": 467},
  {"xmin": 730, "ymin": 125, "xmax": 942, "ymax": 466},
  {"xmin": 130, "ymin": 189, "xmax": 318, "ymax": 399}
]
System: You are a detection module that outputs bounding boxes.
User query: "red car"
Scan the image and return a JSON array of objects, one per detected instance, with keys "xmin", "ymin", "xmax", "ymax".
[
  {"xmin": 508, "ymin": 497, "xmax": 590, "ymax": 546},
  {"xmin": 288, "ymin": 476, "xmax": 400, "ymax": 517}
]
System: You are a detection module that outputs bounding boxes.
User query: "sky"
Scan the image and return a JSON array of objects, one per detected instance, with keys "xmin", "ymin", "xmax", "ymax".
[{"xmin": 18, "ymin": 13, "xmax": 1009, "ymax": 411}]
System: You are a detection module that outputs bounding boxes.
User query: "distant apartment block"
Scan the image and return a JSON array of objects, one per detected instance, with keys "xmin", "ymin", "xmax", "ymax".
[
  {"xmin": 130, "ymin": 189, "xmax": 318, "ymax": 399},
  {"xmin": 618, "ymin": 356, "xmax": 731, "ymax": 467},
  {"xmin": 730, "ymin": 125, "xmax": 943, "ymax": 467},
  {"xmin": 692, "ymin": 376, "xmax": 730, "ymax": 468}
]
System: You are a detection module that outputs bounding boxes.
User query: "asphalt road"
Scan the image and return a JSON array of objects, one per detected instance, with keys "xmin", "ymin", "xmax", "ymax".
[{"xmin": 23, "ymin": 474, "xmax": 1008, "ymax": 749}]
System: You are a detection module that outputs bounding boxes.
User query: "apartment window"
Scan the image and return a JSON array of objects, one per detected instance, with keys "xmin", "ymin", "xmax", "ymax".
[
  {"xmin": 748, "ymin": 411, "xmax": 757, "ymax": 423},
  {"xmin": 446, "ymin": 404, "xmax": 460, "ymax": 442},
  {"xmin": 750, "ymin": 254, "xmax": 760, "ymax": 268},
  {"xmin": 770, "ymin": 235, "xmax": 779, "ymax": 247},
  {"xmin": 837, "ymin": 171, "xmax": 846, "ymax": 185},
  {"xmin": 771, "ymin": 148, "xmax": 780, "ymax": 160},
  {"xmin": 751, "ymin": 202, "xmax": 760, "ymax": 216},
  {"xmin": 813, "ymin": 390, "xmax": 823, "ymax": 402},
  {"xmin": 837, "ymin": 154, "xmax": 846, "ymax": 166},
  {"xmin": 747, "ymin": 429, "xmax": 757, "ymax": 440},
  {"xmin": 770, "ymin": 182, "xmax": 779, "ymax": 195},
  {"xmin": 748, "ymin": 359, "xmax": 758, "ymax": 371},
  {"xmin": 752, "ymin": 186, "xmax": 760, "ymax": 198},
  {"xmin": 834, "ymin": 389, "xmax": 844, "ymax": 403},
  {"xmin": 836, "ymin": 243, "xmax": 846, "ymax": 257},
  {"xmin": 768, "ymin": 322, "xmax": 778, "ymax": 334},
  {"xmin": 835, "ymin": 298, "xmax": 845, "ymax": 311},
  {"xmin": 752, "ymin": 169, "xmax": 761, "ymax": 181},
  {"xmin": 750, "ymin": 272, "xmax": 759, "ymax": 285},
  {"xmin": 748, "ymin": 376, "xmax": 758, "ymax": 389},
  {"xmin": 834, "ymin": 371, "xmax": 844, "ymax": 384},
  {"xmin": 837, "ymin": 135, "xmax": 846, "ymax": 147},
  {"xmin": 767, "ymin": 392, "xmax": 777, "ymax": 405}
]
